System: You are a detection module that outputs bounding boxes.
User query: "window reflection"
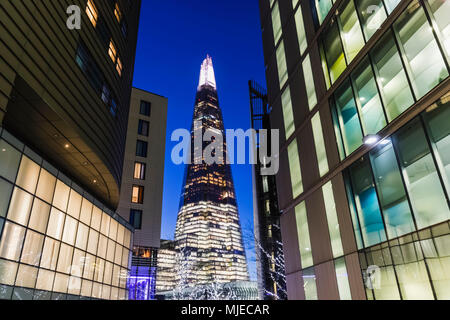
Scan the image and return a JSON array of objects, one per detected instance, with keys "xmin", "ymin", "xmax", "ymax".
[
  {"xmin": 394, "ymin": 1, "xmax": 449, "ymax": 99},
  {"xmin": 393, "ymin": 119, "xmax": 450, "ymax": 229}
]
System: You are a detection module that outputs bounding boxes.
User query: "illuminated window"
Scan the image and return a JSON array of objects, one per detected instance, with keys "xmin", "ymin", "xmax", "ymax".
[
  {"xmin": 281, "ymin": 87, "xmax": 294, "ymax": 139},
  {"xmin": 303, "ymin": 54, "xmax": 317, "ymax": 110},
  {"xmin": 288, "ymin": 139, "xmax": 303, "ymax": 198},
  {"xmin": 131, "ymin": 186, "xmax": 144, "ymax": 204},
  {"xmin": 114, "ymin": 3, "xmax": 122, "ymax": 23},
  {"xmin": 134, "ymin": 162, "xmax": 146, "ymax": 180},
  {"xmin": 271, "ymin": 1, "xmax": 282, "ymax": 45},
  {"xmin": 86, "ymin": 0, "xmax": 98, "ymax": 27},
  {"xmin": 108, "ymin": 40, "xmax": 117, "ymax": 63},
  {"xmin": 116, "ymin": 57, "xmax": 123, "ymax": 76},
  {"xmin": 136, "ymin": 140, "xmax": 148, "ymax": 158},
  {"xmin": 312, "ymin": 112, "xmax": 329, "ymax": 177}
]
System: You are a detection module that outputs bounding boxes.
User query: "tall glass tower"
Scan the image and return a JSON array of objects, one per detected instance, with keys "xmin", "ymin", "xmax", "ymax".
[{"xmin": 174, "ymin": 56, "xmax": 249, "ymax": 286}]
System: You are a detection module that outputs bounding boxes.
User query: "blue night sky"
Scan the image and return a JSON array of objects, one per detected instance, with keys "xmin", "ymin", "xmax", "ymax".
[{"xmin": 132, "ymin": 0, "xmax": 266, "ymax": 280}]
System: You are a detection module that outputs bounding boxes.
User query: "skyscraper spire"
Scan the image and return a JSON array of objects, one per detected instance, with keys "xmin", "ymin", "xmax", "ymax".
[
  {"xmin": 175, "ymin": 57, "xmax": 249, "ymax": 287},
  {"xmin": 198, "ymin": 55, "xmax": 216, "ymax": 90}
]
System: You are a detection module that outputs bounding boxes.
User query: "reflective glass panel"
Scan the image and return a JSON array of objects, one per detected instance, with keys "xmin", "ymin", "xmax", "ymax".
[
  {"xmin": 394, "ymin": 1, "xmax": 449, "ymax": 99},
  {"xmin": 352, "ymin": 57, "xmax": 387, "ymax": 134},
  {"xmin": 371, "ymin": 32, "xmax": 414, "ymax": 121},
  {"xmin": 394, "ymin": 119, "xmax": 450, "ymax": 229}
]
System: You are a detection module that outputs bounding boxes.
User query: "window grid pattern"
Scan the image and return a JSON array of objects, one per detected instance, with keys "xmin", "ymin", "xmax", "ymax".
[
  {"xmin": 0, "ymin": 136, "xmax": 132, "ymax": 300},
  {"xmin": 331, "ymin": 0, "xmax": 450, "ymax": 160}
]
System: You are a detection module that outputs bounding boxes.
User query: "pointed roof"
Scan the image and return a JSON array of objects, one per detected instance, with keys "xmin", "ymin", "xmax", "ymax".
[{"xmin": 198, "ymin": 55, "xmax": 216, "ymax": 90}]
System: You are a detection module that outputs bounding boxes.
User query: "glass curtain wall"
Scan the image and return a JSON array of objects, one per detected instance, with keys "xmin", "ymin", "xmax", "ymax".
[
  {"xmin": 345, "ymin": 95, "xmax": 450, "ymax": 249},
  {"xmin": 331, "ymin": 1, "xmax": 450, "ymax": 158},
  {"xmin": 0, "ymin": 134, "xmax": 132, "ymax": 300}
]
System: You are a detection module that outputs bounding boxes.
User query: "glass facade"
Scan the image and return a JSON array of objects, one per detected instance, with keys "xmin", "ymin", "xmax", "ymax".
[
  {"xmin": 345, "ymin": 95, "xmax": 450, "ymax": 249},
  {"xmin": 360, "ymin": 221, "xmax": 450, "ymax": 300},
  {"xmin": 295, "ymin": 202, "xmax": 313, "ymax": 269},
  {"xmin": 331, "ymin": 1, "xmax": 450, "ymax": 158},
  {"xmin": 262, "ymin": 0, "xmax": 450, "ymax": 302},
  {"xmin": 0, "ymin": 131, "xmax": 132, "ymax": 300},
  {"xmin": 288, "ymin": 139, "xmax": 303, "ymax": 198}
]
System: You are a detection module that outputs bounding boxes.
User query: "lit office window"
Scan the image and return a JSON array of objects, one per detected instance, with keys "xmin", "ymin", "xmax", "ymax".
[
  {"xmin": 131, "ymin": 186, "xmax": 144, "ymax": 204},
  {"xmin": 116, "ymin": 57, "xmax": 123, "ymax": 76},
  {"xmin": 338, "ymin": 0, "xmax": 365, "ymax": 63},
  {"xmin": 16, "ymin": 156, "xmax": 40, "ymax": 194},
  {"xmin": 333, "ymin": 79, "xmax": 363, "ymax": 155},
  {"xmin": 426, "ymin": 0, "xmax": 450, "ymax": 60},
  {"xmin": 0, "ymin": 222, "xmax": 26, "ymax": 261},
  {"xmin": 302, "ymin": 267, "xmax": 318, "ymax": 300},
  {"xmin": 394, "ymin": 1, "xmax": 449, "ymax": 99},
  {"xmin": 293, "ymin": 2, "xmax": 307, "ymax": 55},
  {"xmin": 21, "ymin": 230, "xmax": 44, "ymax": 266},
  {"xmin": 356, "ymin": 0, "xmax": 387, "ymax": 40},
  {"xmin": 335, "ymin": 258, "xmax": 351, "ymax": 300},
  {"xmin": 311, "ymin": 112, "xmax": 329, "ymax": 177},
  {"xmin": 281, "ymin": 87, "xmax": 295, "ymax": 139},
  {"xmin": 0, "ymin": 259, "xmax": 18, "ymax": 286},
  {"xmin": 276, "ymin": 41, "xmax": 288, "ymax": 89},
  {"xmin": 348, "ymin": 158, "xmax": 386, "ymax": 247},
  {"xmin": 303, "ymin": 54, "xmax": 317, "ymax": 111},
  {"xmin": 423, "ymin": 96, "xmax": 450, "ymax": 195},
  {"xmin": 322, "ymin": 182, "xmax": 343, "ymax": 258},
  {"xmin": 352, "ymin": 57, "xmax": 386, "ymax": 134},
  {"xmin": 138, "ymin": 120, "xmax": 149, "ymax": 137},
  {"xmin": 288, "ymin": 139, "xmax": 303, "ymax": 198},
  {"xmin": 295, "ymin": 202, "xmax": 313, "ymax": 269},
  {"xmin": 343, "ymin": 172, "xmax": 364, "ymax": 249},
  {"xmin": 140, "ymin": 101, "xmax": 151, "ymax": 116},
  {"xmin": 394, "ymin": 119, "xmax": 450, "ymax": 229},
  {"xmin": 322, "ymin": 20, "xmax": 346, "ymax": 84},
  {"xmin": 130, "ymin": 210, "xmax": 143, "ymax": 230},
  {"xmin": 136, "ymin": 140, "xmax": 148, "ymax": 158},
  {"xmin": 134, "ymin": 162, "xmax": 146, "ymax": 180},
  {"xmin": 7, "ymin": 187, "xmax": 33, "ymax": 226},
  {"xmin": 108, "ymin": 40, "xmax": 117, "ymax": 63},
  {"xmin": 86, "ymin": 0, "xmax": 98, "ymax": 27},
  {"xmin": 271, "ymin": 1, "xmax": 282, "ymax": 45},
  {"xmin": 114, "ymin": 3, "xmax": 122, "ymax": 23},
  {"xmin": 370, "ymin": 32, "xmax": 414, "ymax": 121},
  {"xmin": 369, "ymin": 140, "xmax": 415, "ymax": 238},
  {"xmin": 315, "ymin": 0, "xmax": 333, "ymax": 25}
]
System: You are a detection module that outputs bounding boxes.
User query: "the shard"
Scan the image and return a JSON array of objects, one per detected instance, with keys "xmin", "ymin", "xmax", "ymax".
[{"xmin": 174, "ymin": 56, "xmax": 249, "ymax": 286}]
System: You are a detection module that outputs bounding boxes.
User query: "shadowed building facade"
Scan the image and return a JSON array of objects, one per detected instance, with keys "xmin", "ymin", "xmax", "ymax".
[
  {"xmin": 0, "ymin": 0, "xmax": 142, "ymax": 299},
  {"xmin": 174, "ymin": 56, "xmax": 249, "ymax": 286},
  {"xmin": 259, "ymin": 0, "xmax": 450, "ymax": 300}
]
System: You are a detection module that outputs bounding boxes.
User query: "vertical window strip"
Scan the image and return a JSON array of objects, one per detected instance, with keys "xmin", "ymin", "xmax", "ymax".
[
  {"xmin": 322, "ymin": 181, "xmax": 344, "ymax": 258},
  {"xmin": 312, "ymin": 112, "xmax": 329, "ymax": 177},
  {"xmin": 276, "ymin": 41, "xmax": 288, "ymax": 89},
  {"xmin": 295, "ymin": 202, "xmax": 313, "ymax": 269},
  {"xmin": 288, "ymin": 139, "xmax": 303, "ymax": 198},
  {"xmin": 303, "ymin": 54, "xmax": 317, "ymax": 111},
  {"xmin": 281, "ymin": 87, "xmax": 295, "ymax": 139},
  {"xmin": 294, "ymin": 2, "xmax": 307, "ymax": 55}
]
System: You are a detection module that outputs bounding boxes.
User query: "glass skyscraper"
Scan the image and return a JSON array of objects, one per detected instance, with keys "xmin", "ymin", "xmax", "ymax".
[
  {"xmin": 259, "ymin": 0, "xmax": 450, "ymax": 300},
  {"xmin": 174, "ymin": 56, "xmax": 249, "ymax": 286}
]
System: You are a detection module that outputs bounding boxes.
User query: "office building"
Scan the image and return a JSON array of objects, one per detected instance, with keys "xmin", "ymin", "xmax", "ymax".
[
  {"xmin": 249, "ymin": 80, "xmax": 287, "ymax": 300},
  {"xmin": 0, "ymin": 0, "xmax": 142, "ymax": 299},
  {"xmin": 174, "ymin": 56, "xmax": 249, "ymax": 286},
  {"xmin": 116, "ymin": 88, "xmax": 167, "ymax": 300},
  {"xmin": 155, "ymin": 240, "xmax": 177, "ymax": 295},
  {"xmin": 259, "ymin": 0, "xmax": 450, "ymax": 299}
]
